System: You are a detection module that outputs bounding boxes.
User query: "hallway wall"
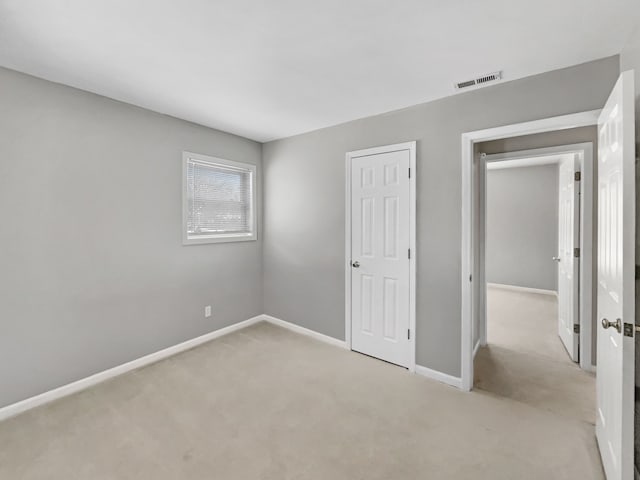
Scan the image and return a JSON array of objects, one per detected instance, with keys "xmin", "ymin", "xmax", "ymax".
[{"xmin": 486, "ymin": 164, "xmax": 559, "ymax": 291}]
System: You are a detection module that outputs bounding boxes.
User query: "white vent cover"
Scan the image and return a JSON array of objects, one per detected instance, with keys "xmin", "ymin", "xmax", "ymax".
[{"xmin": 454, "ymin": 71, "xmax": 502, "ymax": 90}]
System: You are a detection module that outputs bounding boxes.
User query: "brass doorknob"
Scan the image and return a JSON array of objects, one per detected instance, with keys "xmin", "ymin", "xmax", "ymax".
[{"xmin": 601, "ymin": 318, "xmax": 621, "ymax": 333}]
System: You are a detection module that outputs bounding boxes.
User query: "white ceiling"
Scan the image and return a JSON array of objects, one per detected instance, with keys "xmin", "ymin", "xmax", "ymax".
[{"xmin": 0, "ymin": 1, "xmax": 638, "ymax": 142}]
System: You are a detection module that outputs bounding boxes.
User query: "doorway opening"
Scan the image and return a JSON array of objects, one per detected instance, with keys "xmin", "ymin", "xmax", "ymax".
[
  {"xmin": 472, "ymin": 142, "xmax": 597, "ymax": 422},
  {"xmin": 477, "ymin": 142, "xmax": 596, "ymax": 372},
  {"xmin": 460, "ymin": 110, "xmax": 602, "ymax": 392},
  {"xmin": 461, "ymin": 70, "xmax": 636, "ymax": 476}
]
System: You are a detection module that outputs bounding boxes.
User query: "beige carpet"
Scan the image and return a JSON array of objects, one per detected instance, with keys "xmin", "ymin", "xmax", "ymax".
[
  {"xmin": 475, "ymin": 286, "xmax": 596, "ymax": 423},
  {"xmin": 0, "ymin": 321, "xmax": 603, "ymax": 479}
]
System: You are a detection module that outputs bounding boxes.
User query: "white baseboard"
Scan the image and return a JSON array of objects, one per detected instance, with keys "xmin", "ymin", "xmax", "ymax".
[
  {"xmin": 487, "ymin": 282, "xmax": 557, "ymax": 297},
  {"xmin": 0, "ymin": 315, "xmax": 264, "ymax": 422},
  {"xmin": 1, "ymin": 314, "xmax": 457, "ymax": 422},
  {"xmin": 261, "ymin": 315, "xmax": 348, "ymax": 349},
  {"xmin": 415, "ymin": 365, "xmax": 463, "ymax": 389},
  {"xmin": 263, "ymin": 316, "xmax": 464, "ymax": 390},
  {"xmin": 262, "ymin": 316, "xmax": 466, "ymax": 391}
]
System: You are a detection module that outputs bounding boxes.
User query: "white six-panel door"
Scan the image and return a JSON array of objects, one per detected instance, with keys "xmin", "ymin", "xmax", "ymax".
[
  {"xmin": 596, "ymin": 70, "xmax": 635, "ymax": 480},
  {"xmin": 350, "ymin": 148, "xmax": 411, "ymax": 367},
  {"xmin": 557, "ymin": 154, "xmax": 580, "ymax": 362}
]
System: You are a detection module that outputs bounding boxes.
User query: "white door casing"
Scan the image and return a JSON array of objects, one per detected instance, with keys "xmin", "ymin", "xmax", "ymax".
[
  {"xmin": 346, "ymin": 142, "xmax": 416, "ymax": 369},
  {"xmin": 461, "ymin": 110, "xmax": 601, "ymax": 392},
  {"xmin": 595, "ymin": 70, "xmax": 635, "ymax": 480},
  {"xmin": 557, "ymin": 154, "xmax": 580, "ymax": 362}
]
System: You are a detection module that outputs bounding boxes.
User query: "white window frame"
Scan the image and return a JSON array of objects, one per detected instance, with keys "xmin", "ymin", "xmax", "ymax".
[{"xmin": 182, "ymin": 151, "xmax": 257, "ymax": 245}]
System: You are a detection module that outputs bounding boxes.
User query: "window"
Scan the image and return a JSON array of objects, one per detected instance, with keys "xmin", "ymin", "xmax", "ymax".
[{"xmin": 182, "ymin": 152, "xmax": 257, "ymax": 244}]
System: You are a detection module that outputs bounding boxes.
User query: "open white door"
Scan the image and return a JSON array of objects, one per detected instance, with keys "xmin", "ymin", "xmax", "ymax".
[
  {"xmin": 557, "ymin": 154, "xmax": 580, "ymax": 362},
  {"xmin": 596, "ymin": 70, "xmax": 635, "ymax": 480}
]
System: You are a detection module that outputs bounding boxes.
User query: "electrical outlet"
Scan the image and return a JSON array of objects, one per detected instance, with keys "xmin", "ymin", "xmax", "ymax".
[{"xmin": 204, "ymin": 305, "xmax": 212, "ymax": 318}]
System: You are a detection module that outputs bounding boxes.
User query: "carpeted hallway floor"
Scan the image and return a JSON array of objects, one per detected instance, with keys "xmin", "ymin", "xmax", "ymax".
[
  {"xmin": 0, "ymin": 320, "xmax": 603, "ymax": 479},
  {"xmin": 475, "ymin": 286, "xmax": 596, "ymax": 424}
]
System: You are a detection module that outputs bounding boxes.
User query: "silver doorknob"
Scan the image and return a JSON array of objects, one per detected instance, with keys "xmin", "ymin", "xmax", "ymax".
[
  {"xmin": 352, "ymin": 261, "xmax": 360, "ymax": 268},
  {"xmin": 601, "ymin": 318, "xmax": 621, "ymax": 333},
  {"xmin": 552, "ymin": 256, "xmax": 561, "ymax": 262}
]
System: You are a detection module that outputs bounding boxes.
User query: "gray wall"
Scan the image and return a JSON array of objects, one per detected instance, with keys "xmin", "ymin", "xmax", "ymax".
[
  {"xmin": 0, "ymin": 67, "xmax": 263, "ymax": 408},
  {"xmin": 263, "ymin": 56, "xmax": 619, "ymax": 377},
  {"xmin": 485, "ymin": 165, "xmax": 559, "ymax": 291}
]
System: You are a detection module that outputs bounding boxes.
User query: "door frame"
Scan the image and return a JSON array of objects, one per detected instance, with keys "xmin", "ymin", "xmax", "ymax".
[
  {"xmin": 479, "ymin": 143, "xmax": 595, "ymax": 372},
  {"xmin": 461, "ymin": 110, "xmax": 601, "ymax": 391},
  {"xmin": 345, "ymin": 141, "xmax": 417, "ymax": 372}
]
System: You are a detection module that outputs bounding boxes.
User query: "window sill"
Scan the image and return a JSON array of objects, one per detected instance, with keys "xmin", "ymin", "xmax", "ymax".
[{"xmin": 183, "ymin": 233, "xmax": 257, "ymax": 245}]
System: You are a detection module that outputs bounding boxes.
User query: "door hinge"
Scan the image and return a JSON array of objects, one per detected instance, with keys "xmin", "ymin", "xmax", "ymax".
[
  {"xmin": 573, "ymin": 324, "xmax": 580, "ymax": 334},
  {"xmin": 408, "ymin": 168, "xmax": 411, "ymax": 179},
  {"xmin": 408, "ymin": 329, "xmax": 411, "ymax": 340},
  {"xmin": 574, "ymin": 171, "xmax": 581, "ymax": 181},
  {"xmin": 408, "ymin": 248, "xmax": 411, "ymax": 260},
  {"xmin": 574, "ymin": 247, "xmax": 580, "ymax": 258}
]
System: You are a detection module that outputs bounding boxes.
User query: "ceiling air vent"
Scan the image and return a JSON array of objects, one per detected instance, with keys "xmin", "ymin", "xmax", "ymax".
[{"xmin": 455, "ymin": 71, "xmax": 502, "ymax": 90}]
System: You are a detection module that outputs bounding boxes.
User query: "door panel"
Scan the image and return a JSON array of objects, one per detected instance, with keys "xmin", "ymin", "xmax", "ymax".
[
  {"xmin": 351, "ymin": 149, "xmax": 410, "ymax": 367},
  {"xmin": 595, "ymin": 70, "xmax": 635, "ymax": 480},
  {"xmin": 383, "ymin": 277, "xmax": 398, "ymax": 339},
  {"xmin": 557, "ymin": 155, "xmax": 580, "ymax": 361},
  {"xmin": 384, "ymin": 196, "xmax": 399, "ymax": 258},
  {"xmin": 361, "ymin": 197, "xmax": 374, "ymax": 256},
  {"xmin": 360, "ymin": 274, "xmax": 374, "ymax": 334}
]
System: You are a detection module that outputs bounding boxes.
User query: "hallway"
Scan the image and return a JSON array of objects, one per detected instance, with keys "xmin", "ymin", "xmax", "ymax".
[{"xmin": 474, "ymin": 285, "xmax": 595, "ymax": 424}]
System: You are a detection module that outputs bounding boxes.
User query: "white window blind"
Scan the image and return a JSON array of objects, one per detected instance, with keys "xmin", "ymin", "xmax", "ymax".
[{"xmin": 183, "ymin": 153, "xmax": 256, "ymax": 244}]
